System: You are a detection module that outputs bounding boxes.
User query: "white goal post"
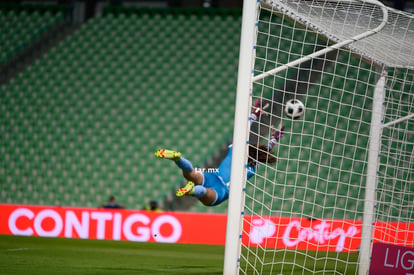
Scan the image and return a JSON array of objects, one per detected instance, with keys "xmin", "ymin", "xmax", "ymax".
[{"xmin": 225, "ymin": 1, "xmax": 414, "ymax": 274}]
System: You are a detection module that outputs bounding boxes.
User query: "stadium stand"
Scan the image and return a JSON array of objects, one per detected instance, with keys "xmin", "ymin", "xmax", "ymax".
[
  {"xmin": 1, "ymin": 6, "xmax": 242, "ymax": 211},
  {"xmin": 0, "ymin": 4, "xmax": 66, "ymax": 72}
]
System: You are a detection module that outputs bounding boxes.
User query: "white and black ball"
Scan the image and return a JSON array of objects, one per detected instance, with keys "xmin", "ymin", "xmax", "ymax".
[{"xmin": 284, "ymin": 99, "xmax": 305, "ymax": 119}]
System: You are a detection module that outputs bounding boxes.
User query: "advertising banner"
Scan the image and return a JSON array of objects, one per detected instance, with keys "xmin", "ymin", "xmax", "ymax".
[
  {"xmin": 1, "ymin": 204, "xmax": 413, "ymax": 253},
  {"xmin": 0, "ymin": 204, "xmax": 227, "ymax": 244},
  {"xmin": 369, "ymin": 242, "xmax": 414, "ymax": 275},
  {"xmin": 244, "ymin": 216, "xmax": 361, "ymax": 252}
]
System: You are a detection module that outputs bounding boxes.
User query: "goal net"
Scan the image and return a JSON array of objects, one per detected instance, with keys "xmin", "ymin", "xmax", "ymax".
[{"xmin": 224, "ymin": 1, "xmax": 414, "ymax": 274}]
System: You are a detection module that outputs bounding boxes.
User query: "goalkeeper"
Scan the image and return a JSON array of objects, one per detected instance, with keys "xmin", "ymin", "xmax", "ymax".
[{"xmin": 155, "ymin": 100, "xmax": 284, "ymax": 206}]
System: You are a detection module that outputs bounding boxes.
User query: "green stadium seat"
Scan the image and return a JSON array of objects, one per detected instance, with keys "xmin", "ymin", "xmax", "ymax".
[{"xmin": 0, "ymin": 5, "xmax": 64, "ymax": 65}]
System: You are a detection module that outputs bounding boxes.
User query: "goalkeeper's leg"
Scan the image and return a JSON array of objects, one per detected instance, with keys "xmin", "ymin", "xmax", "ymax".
[
  {"xmin": 155, "ymin": 149, "xmax": 219, "ymax": 205},
  {"xmin": 175, "ymin": 181, "xmax": 218, "ymax": 206},
  {"xmin": 155, "ymin": 148, "xmax": 204, "ymax": 184}
]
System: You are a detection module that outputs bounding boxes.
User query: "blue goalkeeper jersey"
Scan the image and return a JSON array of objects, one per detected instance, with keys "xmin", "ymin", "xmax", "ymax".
[{"xmin": 217, "ymin": 145, "xmax": 256, "ymax": 186}]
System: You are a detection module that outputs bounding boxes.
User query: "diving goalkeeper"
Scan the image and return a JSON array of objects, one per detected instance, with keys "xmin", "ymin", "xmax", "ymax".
[{"xmin": 155, "ymin": 100, "xmax": 284, "ymax": 206}]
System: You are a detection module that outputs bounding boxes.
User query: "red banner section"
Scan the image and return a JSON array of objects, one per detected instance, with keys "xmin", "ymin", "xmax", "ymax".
[
  {"xmin": 0, "ymin": 204, "xmax": 227, "ymax": 245},
  {"xmin": 0, "ymin": 204, "xmax": 413, "ymax": 253}
]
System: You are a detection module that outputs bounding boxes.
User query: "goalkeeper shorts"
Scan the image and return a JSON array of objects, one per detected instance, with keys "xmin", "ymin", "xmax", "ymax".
[{"xmin": 202, "ymin": 172, "xmax": 229, "ymax": 206}]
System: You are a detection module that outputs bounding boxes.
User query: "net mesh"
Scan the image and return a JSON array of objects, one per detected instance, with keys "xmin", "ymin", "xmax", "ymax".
[
  {"xmin": 375, "ymin": 68, "xmax": 414, "ymax": 243},
  {"xmin": 264, "ymin": 0, "xmax": 414, "ymax": 68},
  {"xmin": 237, "ymin": 1, "xmax": 414, "ymax": 274}
]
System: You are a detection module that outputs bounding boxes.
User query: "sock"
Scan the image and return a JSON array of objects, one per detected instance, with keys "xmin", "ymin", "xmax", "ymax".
[
  {"xmin": 267, "ymin": 137, "xmax": 277, "ymax": 150},
  {"xmin": 192, "ymin": 185, "xmax": 207, "ymax": 198},
  {"xmin": 174, "ymin": 156, "xmax": 193, "ymax": 173}
]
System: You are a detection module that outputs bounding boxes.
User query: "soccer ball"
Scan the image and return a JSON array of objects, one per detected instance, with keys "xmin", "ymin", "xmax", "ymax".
[{"xmin": 284, "ymin": 99, "xmax": 304, "ymax": 119}]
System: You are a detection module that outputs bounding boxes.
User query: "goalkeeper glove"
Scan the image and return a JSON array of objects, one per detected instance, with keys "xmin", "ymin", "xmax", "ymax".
[{"xmin": 249, "ymin": 99, "xmax": 270, "ymax": 122}]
